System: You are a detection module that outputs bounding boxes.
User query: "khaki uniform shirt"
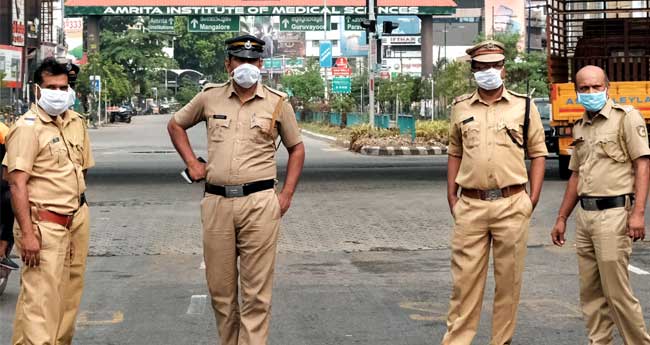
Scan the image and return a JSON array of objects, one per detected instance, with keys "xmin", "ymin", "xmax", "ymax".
[
  {"xmin": 569, "ymin": 99, "xmax": 650, "ymax": 196},
  {"xmin": 174, "ymin": 81, "xmax": 302, "ymax": 186},
  {"xmin": 2, "ymin": 104, "xmax": 94, "ymax": 215},
  {"xmin": 448, "ymin": 89, "xmax": 548, "ymax": 190}
]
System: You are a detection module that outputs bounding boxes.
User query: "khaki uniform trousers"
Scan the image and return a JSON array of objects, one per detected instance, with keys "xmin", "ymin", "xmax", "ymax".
[
  {"xmin": 575, "ymin": 205, "xmax": 650, "ymax": 345},
  {"xmin": 56, "ymin": 203, "xmax": 90, "ymax": 345},
  {"xmin": 201, "ymin": 188, "xmax": 281, "ymax": 345},
  {"xmin": 442, "ymin": 191, "xmax": 532, "ymax": 345},
  {"xmin": 11, "ymin": 204, "xmax": 89, "ymax": 345}
]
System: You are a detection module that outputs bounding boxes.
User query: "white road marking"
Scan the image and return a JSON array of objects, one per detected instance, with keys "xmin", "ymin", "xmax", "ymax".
[
  {"xmin": 628, "ymin": 264, "xmax": 650, "ymax": 275},
  {"xmin": 322, "ymin": 148, "xmax": 344, "ymax": 152},
  {"xmin": 187, "ymin": 295, "xmax": 207, "ymax": 315},
  {"xmin": 199, "ymin": 260, "xmax": 205, "ymax": 269}
]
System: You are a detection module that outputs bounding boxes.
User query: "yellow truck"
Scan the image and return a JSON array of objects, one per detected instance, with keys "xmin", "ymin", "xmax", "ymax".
[{"xmin": 546, "ymin": 0, "xmax": 650, "ymax": 178}]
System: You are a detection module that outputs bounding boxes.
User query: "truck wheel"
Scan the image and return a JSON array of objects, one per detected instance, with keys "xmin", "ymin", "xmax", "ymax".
[{"xmin": 559, "ymin": 155, "xmax": 571, "ymax": 180}]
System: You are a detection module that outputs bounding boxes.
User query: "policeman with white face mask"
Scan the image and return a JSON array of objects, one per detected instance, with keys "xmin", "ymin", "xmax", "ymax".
[
  {"xmin": 167, "ymin": 35, "xmax": 305, "ymax": 345},
  {"xmin": 441, "ymin": 40, "xmax": 548, "ymax": 345},
  {"xmin": 3, "ymin": 57, "xmax": 94, "ymax": 345}
]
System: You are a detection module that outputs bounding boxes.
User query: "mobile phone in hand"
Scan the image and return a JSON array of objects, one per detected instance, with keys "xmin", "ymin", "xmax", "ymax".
[{"xmin": 181, "ymin": 157, "xmax": 207, "ymax": 184}]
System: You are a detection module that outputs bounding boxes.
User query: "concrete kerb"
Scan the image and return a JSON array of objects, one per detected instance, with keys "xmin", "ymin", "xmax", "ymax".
[
  {"xmin": 359, "ymin": 146, "xmax": 447, "ymax": 156},
  {"xmin": 301, "ymin": 128, "xmax": 448, "ymax": 156}
]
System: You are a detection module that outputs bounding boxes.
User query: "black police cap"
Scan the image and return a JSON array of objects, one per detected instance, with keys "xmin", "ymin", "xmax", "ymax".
[{"xmin": 225, "ymin": 34, "xmax": 265, "ymax": 59}]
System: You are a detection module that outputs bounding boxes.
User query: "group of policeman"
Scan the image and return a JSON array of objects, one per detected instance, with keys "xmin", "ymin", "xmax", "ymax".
[{"xmin": 1, "ymin": 34, "xmax": 649, "ymax": 345}]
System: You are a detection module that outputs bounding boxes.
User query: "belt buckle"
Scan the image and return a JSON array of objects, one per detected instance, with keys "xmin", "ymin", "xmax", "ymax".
[
  {"xmin": 582, "ymin": 198, "xmax": 597, "ymax": 210},
  {"xmin": 484, "ymin": 189, "xmax": 503, "ymax": 201},
  {"xmin": 224, "ymin": 185, "xmax": 245, "ymax": 198}
]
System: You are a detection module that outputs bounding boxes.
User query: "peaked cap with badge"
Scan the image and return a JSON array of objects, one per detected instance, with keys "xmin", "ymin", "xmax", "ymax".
[
  {"xmin": 225, "ymin": 34, "xmax": 265, "ymax": 59},
  {"xmin": 466, "ymin": 40, "xmax": 506, "ymax": 62}
]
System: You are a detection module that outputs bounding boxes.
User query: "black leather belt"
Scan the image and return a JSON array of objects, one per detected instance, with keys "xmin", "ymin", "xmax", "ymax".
[
  {"xmin": 205, "ymin": 179, "xmax": 275, "ymax": 198},
  {"xmin": 580, "ymin": 194, "xmax": 633, "ymax": 211}
]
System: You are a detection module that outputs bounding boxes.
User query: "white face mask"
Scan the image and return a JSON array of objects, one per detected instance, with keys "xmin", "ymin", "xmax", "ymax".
[
  {"xmin": 232, "ymin": 63, "xmax": 260, "ymax": 89},
  {"xmin": 37, "ymin": 85, "xmax": 72, "ymax": 116},
  {"xmin": 474, "ymin": 68, "xmax": 504, "ymax": 91}
]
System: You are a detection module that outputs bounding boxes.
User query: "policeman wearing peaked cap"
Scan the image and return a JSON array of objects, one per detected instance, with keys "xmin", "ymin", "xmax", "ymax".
[
  {"xmin": 167, "ymin": 34, "xmax": 305, "ymax": 345},
  {"xmin": 441, "ymin": 40, "xmax": 548, "ymax": 345},
  {"xmin": 225, "ymin": 34, "xmax": 265, "ymax": 59}
]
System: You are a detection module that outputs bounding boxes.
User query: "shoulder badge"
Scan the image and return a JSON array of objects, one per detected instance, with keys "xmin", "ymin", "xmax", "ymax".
[
  {"xmin": 264, "ymin": 85, "xmax": 288, "ymax": 98},
  {"xmin": 452, "ymin": 93, "xmax": 472, "ymax": 105},
  {"xmin": 637, "ymin": 126, "xmax": 647, "ymax": 138},
  {"xmin": 202, "ymin": 82, "xmax": 228, "ymax": 91}
]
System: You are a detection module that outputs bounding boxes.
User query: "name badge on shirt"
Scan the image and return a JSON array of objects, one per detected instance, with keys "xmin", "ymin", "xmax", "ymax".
[
  {"xmin": 212, "ymin": 114, "xmax": 227, "ymax": 120},
  {"xmin": 462, "ymin": 116, "xmax": 474, "ymax": 125},
  {"xmin": 51, "ymin": 137, "xmax": 61, "ymax": 144}
]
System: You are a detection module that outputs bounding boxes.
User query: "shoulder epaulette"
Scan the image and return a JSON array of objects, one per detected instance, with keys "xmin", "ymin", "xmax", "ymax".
[
  {"xmin": 264, "ymin": 85, "xmax": 288, "ymax": 98},
  {"xmin": 19, "ymin": 113, "xmax": 37, "ymax": 126},
  {"xmin": 452, "ymin": 93, "xmax": 473, "ymax": 105},
  {"xmin": 612, "ymin": 103, "xmax": 635, "ymax": 113},
  {"xmin": 508, "ymin": 90, "xmax": 529, "ymax": 98},
  {"xmin": 202, "ymin": 82, "xmax": 228, "ymax": 91}
]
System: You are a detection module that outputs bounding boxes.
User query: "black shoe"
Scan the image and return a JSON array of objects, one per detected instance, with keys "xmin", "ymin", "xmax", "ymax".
[{"xmin": 0, "ymin": 256, "xmax": 19, "ymax": 270}]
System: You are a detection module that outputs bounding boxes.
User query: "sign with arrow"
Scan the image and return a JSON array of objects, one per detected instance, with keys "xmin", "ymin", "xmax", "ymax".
[
  {"xmin": 148, "ymin": 16, "xmax": 175, "ymax": 32},
  {"xmin": 279, "ymin": 16, "xmax": 330, "ymax": 32},
  {"xmin": 345, "ymin": 16, "xmax": 365, "ymax": 31},
  {"xmin": 188, "ymin": 16, "xmax": 239, "ymax": 32}
]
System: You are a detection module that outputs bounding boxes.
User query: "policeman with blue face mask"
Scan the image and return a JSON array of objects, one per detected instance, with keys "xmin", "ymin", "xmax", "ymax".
[{"xmin": 552, "ymin": 65, "xmax": 650, "ymax": 344}]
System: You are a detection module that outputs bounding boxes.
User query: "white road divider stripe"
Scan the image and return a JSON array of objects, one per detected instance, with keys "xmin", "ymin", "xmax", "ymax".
[
  {"xmin": 187, "ymin": 295, "xmax": 207, "ymax": 315},
  {"xmin": 628, "ymin": 264, "xmax": 650, "ymax": 275}
]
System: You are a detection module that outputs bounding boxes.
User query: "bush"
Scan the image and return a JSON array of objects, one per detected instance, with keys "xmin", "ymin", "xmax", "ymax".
[
  {"xmin": 349, "ymin": 124, "xmax": 399, "ymax": 151},
  {"xmin": 416, "ymin": 120, "xmax": 449, "ymax": 144}
]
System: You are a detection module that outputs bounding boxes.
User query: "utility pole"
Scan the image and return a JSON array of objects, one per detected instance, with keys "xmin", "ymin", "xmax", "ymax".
[
  {"xmin": 367, "ymin": 0, "xmax": 376, "ymax": 127},
  {"xmin": 323, "ymin": 0, "xmax": 329, "ymax": 101}
]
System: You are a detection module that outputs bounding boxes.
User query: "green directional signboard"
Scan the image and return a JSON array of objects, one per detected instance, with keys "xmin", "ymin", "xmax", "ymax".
[
  {"xmin": 332, "ymin": 77, "xmax": 352, "ymax": 94},
  {"xmin": 345, "ymin": 16, "xmax": 365, "ymax": 31},
  {"xmin": 279, "ymin": 16, "xmax": 330, "ymax": 32},
  {"xmin": 149, "ymin": 17, "xmax": 175, "ymax": 32},
  {"xmin": 188, "ymin": 16, "xmax": 239, "ymax": 32}
]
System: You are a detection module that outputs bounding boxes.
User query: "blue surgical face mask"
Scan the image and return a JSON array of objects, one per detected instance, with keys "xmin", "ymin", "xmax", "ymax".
[{"xmin": 577, "ymin": 89, "xmax": 608, "ymax": 113}]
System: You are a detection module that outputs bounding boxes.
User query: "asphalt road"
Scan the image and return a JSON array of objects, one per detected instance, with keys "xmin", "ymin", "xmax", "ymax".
[{"xmin": 2, "ymin": 115, "xmax": 650, "ymax": 344}]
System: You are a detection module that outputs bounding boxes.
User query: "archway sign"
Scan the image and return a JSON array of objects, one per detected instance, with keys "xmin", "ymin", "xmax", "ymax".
[{"xmin": 64, "ymin": 0, "xmax": 457, "ymax": 16}]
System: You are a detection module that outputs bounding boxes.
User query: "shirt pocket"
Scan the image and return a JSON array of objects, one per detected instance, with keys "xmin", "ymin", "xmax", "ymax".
[
  {"xmin": 66, "ymin": 137, "xmax": 84, "ymax": 167},
  {"xmin": 250, "ymin": 112, "xmax": 275, "ymax": 145},
  {"xmin": 48, "ymin": 140, "xmax": 68, "ymax": 167},
  {"xmin": 597, "ymin": 133, "xmax": 627, "ymax": 163},
  {"xmin": 208, "ymin": 118, "xmax": 231, "ymax": 142},
  {"xmin": 461, "ymin": 122, "xmax": 480, "ymax": 149},
  {"xmin": 497, "ymin": 122, "xmax": 524, "ymax": 148}
]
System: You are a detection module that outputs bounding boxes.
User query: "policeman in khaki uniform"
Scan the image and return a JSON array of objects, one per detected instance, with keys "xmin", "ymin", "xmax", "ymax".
[
  {"xmin": 3, "ymin": 58, "xmax": 94, "ymax": 345},
  {"xmin": 168, "ymin": 35, "xmax": 305, "ymax": 345},
  {"xmin": 552, "ymin": 65, "xmax": 650, "ymax": 345},
  {"xmin": 443, "ymin": 40, "xmax": 548, "ymax": 345}
]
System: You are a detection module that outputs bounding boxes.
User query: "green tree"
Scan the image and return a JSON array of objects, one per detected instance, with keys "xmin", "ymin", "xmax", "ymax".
[
  {"xmin": 100, "ymin": 29, "xmax": 177, "ymax": 98},
  {"xmin": 174, "ymin": 17, "xmax": 233, "ymax": 82},
  {"xmin": 175, "ymin": 76, "xmax": 201, "ymax": 106},
  {"xmin": 279, "ymin": 59, "xmax": 325, "ymax": 105},
  {"xmin": 78, "ymin": 53, "xmax": 132, "ymax": 104}
]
